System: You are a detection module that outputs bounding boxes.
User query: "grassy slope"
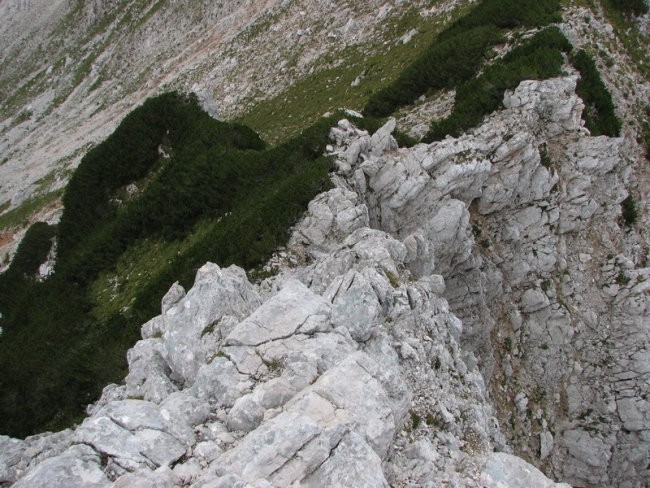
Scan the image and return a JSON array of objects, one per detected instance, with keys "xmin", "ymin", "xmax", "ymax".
[
  {"xmin": 0, "ymin": 93, "xmax": 335, "ymax": 437},
  {"xmin": 237, "ymin": 3, "xmax": 475, "ymax": 144}
]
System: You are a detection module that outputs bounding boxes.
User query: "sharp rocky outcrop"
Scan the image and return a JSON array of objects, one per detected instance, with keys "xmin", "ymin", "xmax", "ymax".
[{"xmin": 4, "ymin": 74, "xmax": 647, "ymax": 487}]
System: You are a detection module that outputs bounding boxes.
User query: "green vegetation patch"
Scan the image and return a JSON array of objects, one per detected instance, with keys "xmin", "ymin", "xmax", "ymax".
[
  {"xmin": 363, "ymin": 0, "xmax": 561, "ymax": 119},
  {"xmin": 621, "ymin": 195, "xmax": 637, "ymax": 226},
  {"xmin": 0, "ymin": 93, "xmax": 335, "ymax": 437},
  {"xmin": 238, "ymin": 3, "xmax": 472, "ymax": 143},
  {"xmin": 364, "ymin": 25, "xmax": 503, "ymax": 118},
  {"xmin": 0, "ymin": 190, "xmax": 63, "ymax": 233},
  {"xmin": 602, "ymin": 0, "xmax": 649, "ymax": 16},
  {"xmin": 572, "ymin": 49, "xmax": 621, "ymax": 137},
  {"xmin": 425, "ymin": 27, "xmax": 571, "ymax": 141},
  {"xmin": 596, "ymin": 0, "xmax": 650, "ymax": 78}
]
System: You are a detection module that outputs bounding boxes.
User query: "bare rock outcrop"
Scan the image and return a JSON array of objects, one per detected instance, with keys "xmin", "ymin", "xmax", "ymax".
[
  {"xmin": 328, "ymin": 75, "xmax": 648, "ymax": 487},
  {"xmin": 1, "ymin": 75, "xmax": 646, "ymax": 487}
]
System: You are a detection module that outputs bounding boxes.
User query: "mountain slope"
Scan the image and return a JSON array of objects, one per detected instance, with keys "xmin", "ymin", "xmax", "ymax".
[
  {"xmin": 0, "ymin": 0, "xmax": 649, "ymax": 486},
  {"xmin": 0, "ymin": 0, "xmax": 467, "ymax": 239}
]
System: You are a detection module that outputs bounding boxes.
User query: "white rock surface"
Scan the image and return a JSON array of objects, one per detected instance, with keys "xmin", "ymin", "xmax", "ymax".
[
  {"xmin": 322, "ymin": 75, "xmax": 649, "ymax": 487},
  {"xmin": 2, "ymin": 75, "xmax": 646, "ymax": 488}
]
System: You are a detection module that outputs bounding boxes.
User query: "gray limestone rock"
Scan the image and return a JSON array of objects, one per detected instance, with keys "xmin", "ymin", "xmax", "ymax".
[
  {"xmin": 190, "ymin": 356, "xmax": 252, "ymax": 407},
  {"xmin": 112, "ymin": 467, "xmax": 178, "ymax": 488},
  {"xmin": 327, "ymin": 269, "xmax": 383, "ymax": 342},
  {"xmin": 303, "ymin": 432, "xmax": 390, "ymax": 487},
  {"xmin": 0, "ymin": 436, "xmax": 27, "ymax": 485},
  {"xmin": 209, "ymin": 411, "xmax": 322, "ymax": 483},
  {"xmin": 225, "ymin": 279, "xmax": 331, "ymax": 346},
  {"xmin": 161, "ymin": 282, "xmax": 186, "ymax": 314},
  {"xmin": 163, "ymin": 263, "xmax": 260, "ymax": 385},
  {"xmin": 124, "ymin": 339, "xmax": 177, "ymax": 404},
  {"xmin": 12, "ymin": 445, "xmax": 109, "ymax": 488},
  {"xmin": 226, "ymin": 394, "xmax": 265, "ymax": 432},
  {"xmin": 460, "ymin": 452, "xmax": 572, "ymax": 487}
]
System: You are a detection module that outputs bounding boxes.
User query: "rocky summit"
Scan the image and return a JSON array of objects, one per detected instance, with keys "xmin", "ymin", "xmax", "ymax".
[{"xmin": 1, "ymin": 74, "xmax": 647, "ymax": 486}]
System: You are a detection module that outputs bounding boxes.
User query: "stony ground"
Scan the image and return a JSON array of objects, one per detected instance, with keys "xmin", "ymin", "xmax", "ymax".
[{"xmin": 0, "ymin": 0, "xmax": 464, "ymax": 268}]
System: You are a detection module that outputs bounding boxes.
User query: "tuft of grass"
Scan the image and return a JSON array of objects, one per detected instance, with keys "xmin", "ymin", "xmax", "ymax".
[
  {"xmin": 263, "ymin": 357, "xmax": 283, "ymax": 373},
  {"xmin": 539, "ymin": 144, "xmax": 554, "ymax": 168},
  {"xmin": 385, "ymin": 270, "xmax": 400, "ymax": 288},
  {"xmin": 616, "ymin": 271, "xmax": 631, "ymax": 285},
  {"xmin": 410, "ymin": 411, "xmax": 422, "ymax": 430}
]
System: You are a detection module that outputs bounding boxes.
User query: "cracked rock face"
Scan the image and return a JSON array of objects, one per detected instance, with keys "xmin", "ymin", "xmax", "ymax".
[
  {"xmin": 326, "ymin": 76, "xmax": 649, "ymax": 487},
  {"xmin": 1, "ymin": 76, "xmax": 646, "ymax": 487}
]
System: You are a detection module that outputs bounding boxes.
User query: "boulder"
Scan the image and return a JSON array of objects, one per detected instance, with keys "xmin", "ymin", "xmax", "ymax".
[
  {"xmin": 163, "ymin": 263, "xmax": 260, "ymax": 385},
  {"xmin": 12, "ymin": 445, "xmax": 109, "ymax": 488}
]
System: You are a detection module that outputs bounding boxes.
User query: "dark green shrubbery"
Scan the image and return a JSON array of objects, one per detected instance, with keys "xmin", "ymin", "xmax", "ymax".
[
  {"xmin": 441, "ymin": 0, "xmax": 560, "ymax": 36},
  {"xmin": 603, "ymin": 0, "xmax": 649, "ymax": 16},
  {"xmin": 364, "ymin": 25, "xmax": 503, "ymax": 118},
  {"xmin": 621, "ymin": 195, "xmax": 638, "ymax": 225},
  {"xmin": 0, "ymin": 222, "xmax": 56, "ymax": 326},
  {"xmin": 363, "ymin": 0, "xmax": 561, "ymax": 118},
  {"xmin": 425, "ymin": 27, "xmax": 571, "ymax": 141},
  {"xmin": 572, "ymin": 50, "xmax": 621, "ymax": 137},
  {"xmin": 0, "ymin": 222, "xmax": 55, "ymax": 284},
  {"xmin": 0, "ymin": 93, "xmax": 335, "ymax": 437},
  {"xmin": 57, "ymin": 92, "xmax": 264, "ymax": 265}
]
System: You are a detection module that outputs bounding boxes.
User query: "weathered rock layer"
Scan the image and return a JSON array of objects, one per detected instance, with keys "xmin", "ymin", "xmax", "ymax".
[{"xmin": 1, "ymin": 76, "xmax": 647, "ymax": 487}]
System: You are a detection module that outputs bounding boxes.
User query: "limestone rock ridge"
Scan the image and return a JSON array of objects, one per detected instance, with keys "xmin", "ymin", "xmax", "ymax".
[{"xmin": 1, "ymin": 76, "xmax": 647, "ymax": 487}]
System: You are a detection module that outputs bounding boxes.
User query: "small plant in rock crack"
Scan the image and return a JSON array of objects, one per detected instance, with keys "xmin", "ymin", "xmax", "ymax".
[
  {"xmin": 263, "ymin": 358, "xmax": 283, "ymax": 373},
  {"xmin": 616, "ymin": 271, "xmax": 631, "ymax": 285},
  {"xmin": 621, "ymin": 195, "xmax": 637, "ymax": 226},
  {"xmin": 410, "ymin": 411, "xmax": 422, "ymax": 430},
  {"xmin": 385, "ymin": 270, "xmax": 400, "ymax": 288},
  {"xmin": 425, "ymin": 413, "xmax": 440, "ymax": 427},
  {"xmin": 539, "ymin": 144, "xmax": 553, "ymax": 168}
]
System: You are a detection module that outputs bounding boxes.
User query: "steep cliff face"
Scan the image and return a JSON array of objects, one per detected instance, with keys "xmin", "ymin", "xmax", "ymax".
[
  {"xmin": 330, "ymin": 76, "xmax": 648, "ymax": 486},
  {"xmin": 1, "ymin": 74, "xmax": 647, "ymax": 487}
]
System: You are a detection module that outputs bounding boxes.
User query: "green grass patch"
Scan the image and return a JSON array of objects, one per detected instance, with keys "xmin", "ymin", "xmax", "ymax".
[
  {"xmin": 597, "ymin": 0, "xmax": 650, "ymax": 78},
  {"xmin": 0, "ymin": 190, "xmax": 63, "ymax": 233},
  {"xmin": 88, "ymin": 236, "xmax": 187, "ymax": 323},
  {"xmin": 601, "ymin": 0, "xmax": 648, "ymax": 16},
  {"xmin": 238, "ymin": 3, "xmax": 470, "ymax": 144}
]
